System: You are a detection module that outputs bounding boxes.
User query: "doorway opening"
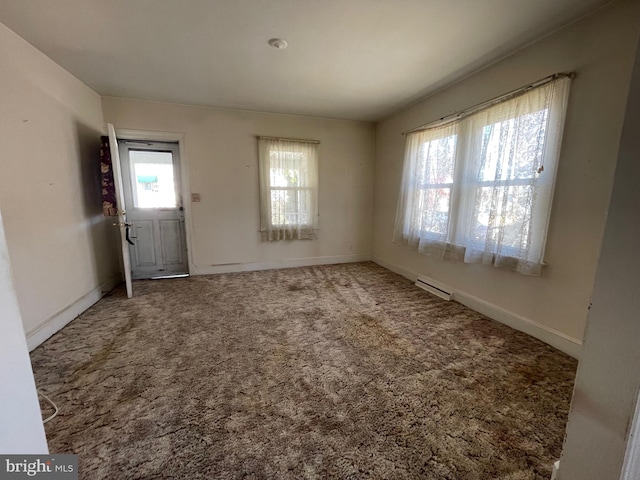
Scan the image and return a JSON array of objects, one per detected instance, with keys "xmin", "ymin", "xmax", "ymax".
[{"xmin": 118, "ymin": 140, "xmax": 189, "ymax": 280}]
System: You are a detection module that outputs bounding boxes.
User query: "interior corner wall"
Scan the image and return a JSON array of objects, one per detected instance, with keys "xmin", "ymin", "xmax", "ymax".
[
  {"xmin": 0, "ymin": 22, "xmax": 121, "ymax": 348},
  {"xmin": 558, "ymin": 25, "xmax": 640, "ymax": 480},
  {"xmin": 101, "ymin": 99, "xmax": 375, "ymax": 274},
  {"xmin": 0, "ymin": 207, "xmax": 48, "ymax": 454},
  {"xmin": 372, "ymin": 0, "xmax": 640, "ymax": 348}
]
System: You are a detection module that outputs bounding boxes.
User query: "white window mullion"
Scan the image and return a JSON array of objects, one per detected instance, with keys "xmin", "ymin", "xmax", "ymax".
[{"xmin": 447, "ymin": 118, "xmax": 472, "ymax": 248}]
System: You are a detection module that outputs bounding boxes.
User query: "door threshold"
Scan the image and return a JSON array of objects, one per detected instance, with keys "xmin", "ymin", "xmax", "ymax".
[{"xmin": 150, "ymin": 273, "xmax": 190, "ymax": 280}]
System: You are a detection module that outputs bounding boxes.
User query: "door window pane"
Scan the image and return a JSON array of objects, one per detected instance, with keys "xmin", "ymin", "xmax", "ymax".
[{"xmin": 129, "ymin": 150, "xmax": 176, "ymax": 208}]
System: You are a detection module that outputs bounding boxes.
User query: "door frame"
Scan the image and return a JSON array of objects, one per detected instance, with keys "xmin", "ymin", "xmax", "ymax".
[{"xmin": 115, "ymin": 128, "xmax": 194, "ymax": 276}]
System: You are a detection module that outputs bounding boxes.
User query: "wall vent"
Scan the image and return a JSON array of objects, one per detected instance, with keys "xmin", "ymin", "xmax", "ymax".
[{"xmin": 415, "ymin": 275, "xmax": 453, "ymax": 301}]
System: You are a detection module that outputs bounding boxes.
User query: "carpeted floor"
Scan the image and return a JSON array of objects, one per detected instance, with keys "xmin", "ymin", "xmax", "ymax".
[{"xmin": 30, "ymin": 262, "xmax": 577, "ymax": 479}]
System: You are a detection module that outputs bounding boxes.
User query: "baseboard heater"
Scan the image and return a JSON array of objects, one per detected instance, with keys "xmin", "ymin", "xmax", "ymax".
[{"xmin": 415, "ymin": 275, "xmax": 453, "ymax": 301}]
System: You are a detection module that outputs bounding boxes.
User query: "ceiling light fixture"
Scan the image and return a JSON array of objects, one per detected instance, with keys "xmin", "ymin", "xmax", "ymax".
[{"xmin": 268, "ymin": 38, "xmax": 288, "ymax": 49}]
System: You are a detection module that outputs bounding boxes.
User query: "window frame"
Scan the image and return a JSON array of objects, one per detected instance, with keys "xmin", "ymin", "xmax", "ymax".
[
  {"xmin": 395, "ymin": 76, "xmax": 571, "ymax": 274},
  {"xmin": 258, "ymin": 137, "xmax": 319, "ymax": 241}
]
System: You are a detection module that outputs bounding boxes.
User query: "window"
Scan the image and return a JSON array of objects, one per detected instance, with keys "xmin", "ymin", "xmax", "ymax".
[
  {"xmin": 128, "ymin": 150, "xmax": 177, "ymax": 208},
  {"xmin": 394, "ymin": 76, "xmax": 571, "ymax": 275},
  {"xmin": 258, "ymin": 137, "xmax": 319, "ymax": 241}
]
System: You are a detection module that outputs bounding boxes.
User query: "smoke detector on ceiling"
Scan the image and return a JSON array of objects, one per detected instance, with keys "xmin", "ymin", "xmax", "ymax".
[{"xmin": 268, "ymin": 38, "xmax": 288, "ymax": 49}]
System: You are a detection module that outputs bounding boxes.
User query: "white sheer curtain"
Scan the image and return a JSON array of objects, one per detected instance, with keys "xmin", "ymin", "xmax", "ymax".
[
  {"xmin": 394, "ymin": 77, "xmax": 571, "ymax": 275},
  {"xmin": 258, "ymin": 137, "xmax": 319, "ymax": 241}
]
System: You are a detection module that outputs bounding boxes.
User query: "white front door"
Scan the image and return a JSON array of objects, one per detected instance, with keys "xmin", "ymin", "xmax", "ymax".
[
  {"xmin": 118, "ymin": 140, "xmax": 188, "ymax": 279},
  {"xmin": 107, "ymin": 124, "xmax": 133, "ymax": 297}
]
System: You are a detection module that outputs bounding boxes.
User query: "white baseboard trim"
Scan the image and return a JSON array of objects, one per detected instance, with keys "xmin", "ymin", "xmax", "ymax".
[
  {"xmin": 372, "ymin": 256, "xmax": 417, "ymax": 283},
  {"xmin": 194, "ymin": 253, "xmax": 372, "ymax": 276},
  {"xmin": 372, "ymin": 255, "xmax": 582, "ymax": 359},
  {"xmin": 26, "ymin": 275, "xmax": 121, "ymax": 351},
  {"xmin": 455, "ymin": 291, "xmax": 582, "ymax": 359}
]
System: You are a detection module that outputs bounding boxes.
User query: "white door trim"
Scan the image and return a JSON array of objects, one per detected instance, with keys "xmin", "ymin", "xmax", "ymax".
[
  {"xmin": 115, "ymin": 129, "xmax": 194, "ymax": 276},
  {"xmin": 621, "ymin": 386, "xmax": 640, "ymax": 479}
]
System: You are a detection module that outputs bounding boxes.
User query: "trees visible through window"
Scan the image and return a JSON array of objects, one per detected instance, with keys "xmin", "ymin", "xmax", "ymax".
[{"xmin": 394, "ymin": 76, "xmax": 571, "ymax": 275}]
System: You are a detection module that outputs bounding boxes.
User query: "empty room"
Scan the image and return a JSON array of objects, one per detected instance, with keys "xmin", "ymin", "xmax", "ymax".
[{"xmin": 1, "ymin": 0, "xmax": 640, "ymax": 479}]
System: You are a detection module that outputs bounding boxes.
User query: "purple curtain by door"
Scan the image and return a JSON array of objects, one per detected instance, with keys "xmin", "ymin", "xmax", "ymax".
[{"xmin": 100, "ymin": 136, "xmax": 118, "ymax": 216}]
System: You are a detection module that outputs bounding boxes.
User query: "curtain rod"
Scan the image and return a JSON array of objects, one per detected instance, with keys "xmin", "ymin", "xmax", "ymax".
[
  {"xmin": 257, "ymin": 136, "xmax": 320, "ymax": 144},
  {"xmin": 401, "ymin": 72, "xmax": 576, "ymax": 136}
]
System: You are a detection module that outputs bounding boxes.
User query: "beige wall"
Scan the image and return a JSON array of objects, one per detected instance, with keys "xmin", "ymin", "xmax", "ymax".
[
  {"xmin": 101, "ymin": 99, "xmax": 375, "ymax": 274},
  {"xmin": 0, "ymin": 23, "xmax": 120, "ymax": 339},
  {"xmin": 372, "ymin": 0, "xmax": 640, "ymax": 345},
  {"xmin": 559, "ymin": 28, "xmax": 640, "ymax": 479}
]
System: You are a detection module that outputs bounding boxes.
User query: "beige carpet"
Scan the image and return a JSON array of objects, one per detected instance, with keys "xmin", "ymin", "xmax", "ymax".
[{"xmin": 31, "ymin": 262, "xmax": 577, "ymax": 479}]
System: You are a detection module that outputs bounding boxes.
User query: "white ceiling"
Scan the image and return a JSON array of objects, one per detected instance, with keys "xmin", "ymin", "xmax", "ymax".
[{"xmin": 0, "ymin": 0, "xmax": 611, "ymax": 121}]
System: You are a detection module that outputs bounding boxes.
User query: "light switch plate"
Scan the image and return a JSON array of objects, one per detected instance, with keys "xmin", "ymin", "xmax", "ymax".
[{"xmin": 191, "ymin": 193, "xmax": 201, "ymax": 202}]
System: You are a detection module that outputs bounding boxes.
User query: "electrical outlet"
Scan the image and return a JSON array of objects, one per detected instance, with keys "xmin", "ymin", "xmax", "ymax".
[{"xmin": 191, "ymin": 193, "xmax": 201, "ymax": 202}]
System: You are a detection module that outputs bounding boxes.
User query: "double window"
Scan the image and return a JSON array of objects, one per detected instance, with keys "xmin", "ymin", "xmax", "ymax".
[
  {"xmin": 394, "ymin": 76, "xmax": 571, "ymax": 275},
  {"xmin": 258, "ymin": 137, "xmax": 319, "ymax": 241}
]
